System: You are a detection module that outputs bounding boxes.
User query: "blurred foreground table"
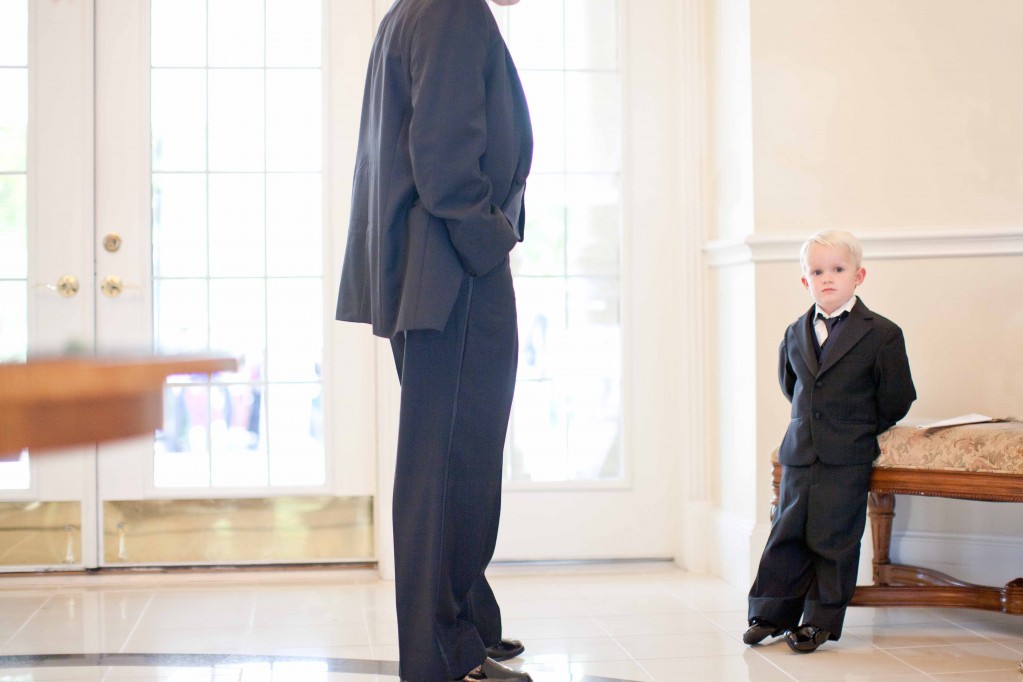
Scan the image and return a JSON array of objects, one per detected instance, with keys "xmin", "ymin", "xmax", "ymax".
[{"xmin": 0, "ymin": 356, "xmax": 237, "ymax": 459}]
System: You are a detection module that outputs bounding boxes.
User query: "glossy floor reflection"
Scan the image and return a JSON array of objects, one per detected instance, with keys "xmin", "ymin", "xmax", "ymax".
[{"xmin": 0, "ymin": 562, "xmax": 1021, "ymax": 681}]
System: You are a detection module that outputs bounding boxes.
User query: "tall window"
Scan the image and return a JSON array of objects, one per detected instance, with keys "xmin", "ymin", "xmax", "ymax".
[
  {"xmin": 0, "ymin": 0, "xmax": 28, "ymax": 365},
  {"xmin": 0, "ymin": 0, "xmax": 29, "ymax": 490},
  {"xmin": 150, "ymin": 0, "xmax": 325, "ymax": 488},
  {"xmin": 494, "ymin": 0, "xmax": 622, "ymax": 483}
]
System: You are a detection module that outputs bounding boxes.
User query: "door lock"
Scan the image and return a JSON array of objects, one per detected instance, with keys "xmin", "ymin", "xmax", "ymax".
[
  {"xmin": 102, "ymin": 232, "xmax": 122, "ymax": 253},
  {"xmin": 54, "ymin": 275, "xmax": 80, "ymax": 298},
  {"xmin": 100, "ymin": 275, "xmax": 124, "ymax": 297}
]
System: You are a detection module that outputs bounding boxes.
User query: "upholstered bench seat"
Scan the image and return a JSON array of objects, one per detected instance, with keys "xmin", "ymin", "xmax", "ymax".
[
  {"xmin": 877, "ymin": 420, "xmax": 1023, "ymax": 474},
  {"xmin": 770, "ymin": 420, "xmax": 1023, "ymax": 614}
]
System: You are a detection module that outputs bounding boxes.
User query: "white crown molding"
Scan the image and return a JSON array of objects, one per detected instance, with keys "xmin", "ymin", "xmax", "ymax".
[{"xmin": 704, "ymin": 227, "xmax": 1023, "ymax": 267}]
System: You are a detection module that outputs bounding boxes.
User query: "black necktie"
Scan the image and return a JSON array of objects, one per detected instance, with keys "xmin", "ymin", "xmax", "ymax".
[{"xmin": 817, "ymin": 310, "xmax": 848, "ymax": 345}]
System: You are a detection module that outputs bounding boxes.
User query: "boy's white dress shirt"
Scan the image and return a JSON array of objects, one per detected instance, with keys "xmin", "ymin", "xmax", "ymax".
[{"xmin": 813, "ymin": 296, "xmax": 857, "ymax": 346}]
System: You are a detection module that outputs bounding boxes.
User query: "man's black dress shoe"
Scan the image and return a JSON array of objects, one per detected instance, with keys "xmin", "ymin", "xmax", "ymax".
[
  {"xmin": 486, "ymin": 638, "xmax": 525, "ymax": 661},
  {"xmin": 742, "ymin": 617, "xmax": 784, "ymax": 645},
  {"xmin": 785, "ymin": 624, "xmax": 830, "ymax": 653},
  {"xmin": 461, "ymin": 657, "xmax": 532, "ymax": 681}
]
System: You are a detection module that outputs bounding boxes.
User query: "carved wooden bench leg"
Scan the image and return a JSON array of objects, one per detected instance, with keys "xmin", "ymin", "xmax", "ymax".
[
  {"xmin": 1005, "ymin": 578, "xmax": 1023, "ymax": 614},
  {"xmin": 868, "ymin": 492, "xmax": 895, "ymax": 585}
]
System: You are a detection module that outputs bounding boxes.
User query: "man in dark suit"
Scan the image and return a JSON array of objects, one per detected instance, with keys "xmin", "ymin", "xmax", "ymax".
[
  {"xmin": 743, "ymin": 230, "xmax": 916, "ymax": 653},
  {"xmin": 335, "ymin": 0, "xmax": 532, "ymax": 680}
]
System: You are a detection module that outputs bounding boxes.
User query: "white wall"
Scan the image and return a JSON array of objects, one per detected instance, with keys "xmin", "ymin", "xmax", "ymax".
[{"xmin": 703, "ymin": 0, "xmax": 1023, "ymax": 588}]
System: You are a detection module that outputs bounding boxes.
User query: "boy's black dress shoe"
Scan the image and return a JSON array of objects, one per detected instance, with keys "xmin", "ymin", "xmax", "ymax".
[
  {"xmin": 486, "ymin": 638, "xmax": 525, "ymax": 661},
  {"xmin": 461, "ymin": 657, "xmax": 532, "ymax": 680},
  {"xmin": 785, "ymin": 624, "xmax": 830, "ymax": 653},
  {"xmin": 742, "ymin": 617, "xmax": 784, "ymax": 645}
]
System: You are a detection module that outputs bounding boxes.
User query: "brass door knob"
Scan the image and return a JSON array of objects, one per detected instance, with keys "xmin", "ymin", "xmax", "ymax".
[
  {"xmin": 54, "ymin": 275, "xmax": 79, "ymax": 298},
  {"xmin": 101, "ymin": 275, "xmax": 124, "ymax": 297}
]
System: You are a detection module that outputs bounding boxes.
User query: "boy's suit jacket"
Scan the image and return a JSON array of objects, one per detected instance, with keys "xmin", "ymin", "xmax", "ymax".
[
  {"xmin": 336, "ymin": 0, "xmax": 533, "ymax": 339},
  {"xmin": 777, "ymin": 297, "xmax": 916, "ymax": 466}
]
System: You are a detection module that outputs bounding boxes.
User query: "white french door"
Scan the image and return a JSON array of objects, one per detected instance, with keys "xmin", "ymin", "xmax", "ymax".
[
  {"xmin": 0, "ymin": 0, "xmax": 378, "ymax": 571},
  {"xmin": 0, "ymin": 0, "xmax": 101, "ymax": 570},
  {"xmin": 484, "ymin": 0, "xmax": 676, "ymax": 563}
]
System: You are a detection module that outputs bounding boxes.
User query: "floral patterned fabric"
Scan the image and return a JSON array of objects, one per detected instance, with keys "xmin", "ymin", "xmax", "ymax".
[{"xmin": 877, "ymin": 421, "xmax": 1023, "ymax": 474}]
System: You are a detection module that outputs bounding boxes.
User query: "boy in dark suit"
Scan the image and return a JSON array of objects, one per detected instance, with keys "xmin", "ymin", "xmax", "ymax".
[{"xmin": 744, "ymin": 230, "xmax": 916, "ymax": 653}]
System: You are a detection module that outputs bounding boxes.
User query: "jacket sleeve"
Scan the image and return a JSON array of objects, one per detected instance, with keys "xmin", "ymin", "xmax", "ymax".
[
  {"xmin": 407, "ymin": 1, "xmax": 518, "ymax": 277},
  {"xmin": 873, "ymin": 325, "xmax": 917, "ymax": 432},
  {"xmin": 779, "ymin": 334, "xmax": 796, "ymax": 403}
]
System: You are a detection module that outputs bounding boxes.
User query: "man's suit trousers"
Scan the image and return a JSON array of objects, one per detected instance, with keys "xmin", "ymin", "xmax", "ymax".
[
  {"xmin": 748, "ymin": 460, "xmax": 873, "ymax": 639},
  {"xmin": 389, "ymin": 261, "xmax": 518, "ymax": 682}
]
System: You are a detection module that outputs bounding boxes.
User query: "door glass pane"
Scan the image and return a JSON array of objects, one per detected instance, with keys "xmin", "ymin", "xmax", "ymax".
[
  {"xmin": 208, "ymin": 173, "xmax": 265, "ymax": 277},
  {"xmin": 565, "ymin": 0, "xmax": 617, "ymax": 71},
  {"xmin": 506, "ymin": 0, "xmax": 564, "ymax": 70},
  {"xmin": 266, "ymin": 278, "xmax": 320, "ymax": 382},
  {"xmin": 0, "ymin": 282, "xmax": 27, "ymax": 362},
  {"xmin": 151, "ymin": 70, "xmax": 206, "ymax": 171},
  {"xmin": 153, "ymin": 173, "xmax": 207, "ymax": 277},
  {"xmin": 0, "ymin": 0, "xmax": 28, "ymax": 66},
  {"xmin": 509, "ymin": 278, "xmax": 568, "ymax": 481},
  {"xmin": 267, "ymin": 69, "xmax": 321, "ymax": 171},
  {"xmin": 267, "ymin": 383, "xmax": 323, "ymax": 486},
  {"xmin": 0, "ymin": 451, "xmax": 29, "ymax": 490},
  {"xmin": 496, "ymin": 0, "xmax": 623, "ymax": 482},
  {"xmin": 565, "ymin": 71, "xmax": 620, "ymax": 173},
  {"xmin": 0, "ymin": 71, "xmax": 28, "ymax": 175},
  {"xmin": 150, "ymin": 0, "xmax": 324, "ymax": 490},
  {"xmin": 0, "ymin": 0, "xmax": 29, "ymax": 491},
  {"xmin": 150, "ymin": 0, "xmax": 205, "ymax": 67},
  {"xmin": 208, "ymin": 70, "xmax": 265, "ymax": 171},
  {"xmin": 267, "ymin": 173, "xmax": 321, "ymax": 276},
  {"xmin": 209, "ymin": 278, "xmax": 266, "ymax": 379},
  {"xmin": 208, "ymin": 0, "xmax": 265, "ymax": 67},
  {"xmin": 157, "ymin": 382, "xmax": 211, "ymax": 487},
  {"xmin": 211, "ymin": 381, "xmax": 268, "ymax": 487},
  {"xmin": 565, "ymin": 276, "xmax": 621, "ymax": 478},
  {"xmin": 155, "ymin": 279, "xmax": 209, "ymax": 355},
  {"xmin": 266, "ymin": 0, "xmax": 321, "ymax": 67}
]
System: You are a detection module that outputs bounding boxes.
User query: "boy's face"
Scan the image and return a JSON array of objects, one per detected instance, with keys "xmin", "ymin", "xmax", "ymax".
[{"xmin": 801, "ymin": 244, "xmax": 866, "ymax": 315}]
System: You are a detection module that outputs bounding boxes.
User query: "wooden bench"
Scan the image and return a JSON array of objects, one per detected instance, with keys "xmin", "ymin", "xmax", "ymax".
[{"xmin": 771, "ymin": 420, "xmax": 1023, "ymax": 614}]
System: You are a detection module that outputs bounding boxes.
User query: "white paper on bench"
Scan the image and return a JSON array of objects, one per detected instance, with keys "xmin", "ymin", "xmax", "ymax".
[{"xmin": 915, "ymin": 413, "xmax": 998, "ymax": 429}]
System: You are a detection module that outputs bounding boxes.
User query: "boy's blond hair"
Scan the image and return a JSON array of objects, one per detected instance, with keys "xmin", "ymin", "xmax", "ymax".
[{"xmin": 799, "ymin": 230, "xmax": 863, "ymax": 273}]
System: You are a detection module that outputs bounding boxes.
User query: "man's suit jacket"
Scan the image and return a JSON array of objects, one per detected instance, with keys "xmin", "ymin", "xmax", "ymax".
[
  {"xmin": 336, "ymin": 0, "xmax": 533, "ymax": 339},
  {"xmin": 777, "ymin": 297, "xmax": 916, "ymax": 466}
]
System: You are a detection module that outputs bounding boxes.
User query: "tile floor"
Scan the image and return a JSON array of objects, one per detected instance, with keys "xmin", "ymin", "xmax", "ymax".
[{"xmin": 0, "ymin": 562, "xmax": 1020, "ymax": 681}]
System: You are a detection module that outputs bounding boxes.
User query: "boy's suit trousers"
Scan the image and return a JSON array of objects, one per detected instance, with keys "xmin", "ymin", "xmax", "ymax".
[{"xmin": 748, "ymin": 460, "xmax": 873, "ymax": 638}]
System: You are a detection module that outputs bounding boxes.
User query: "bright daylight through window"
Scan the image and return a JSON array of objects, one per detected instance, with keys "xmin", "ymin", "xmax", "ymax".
[
  {"xmin": 0, "ymin": 0, "xmax": 30, "ymax": 490},
  {"xmin": 496, "ymin": 0, "xmax": 623, "ymax": 483},
  {"xmin": 150, "ymin": 0, "xmax": 325, "ymax": 489}
]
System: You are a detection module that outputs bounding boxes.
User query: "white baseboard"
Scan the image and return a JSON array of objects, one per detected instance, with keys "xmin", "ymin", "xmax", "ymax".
[
  {"xmin": 890, "ymin": 530, "xmax": 1023, "ymax": 586},
  {"xmin": 704, "ymin": 509, "xmax": 877, "ymax": 590}
]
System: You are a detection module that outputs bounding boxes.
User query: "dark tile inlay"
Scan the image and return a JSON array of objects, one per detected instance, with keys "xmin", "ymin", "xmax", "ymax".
[
  {"xmin": 0, "ymin": 653, "xmax": 639, "ymax": 681},
  {"xmin": 0, "ymin": 653, "xmax": 397, "ymax": 675}
]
